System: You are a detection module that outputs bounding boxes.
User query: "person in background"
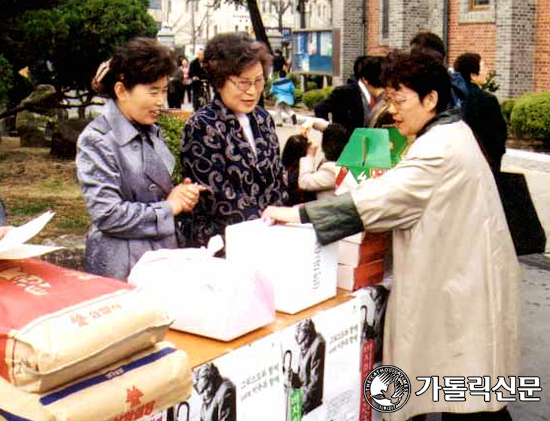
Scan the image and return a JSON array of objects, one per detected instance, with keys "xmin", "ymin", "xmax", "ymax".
[
  {"xmin": 189, "ymin": 48, "xmax": 208, "ymax": 111},
  {"xmin": 272, "ymin": 49, "xmax": 287, "ymax": 75},
  {"xmin": 453, "ymin": 53, "xmax": 507, "ymax": 174},
  {"xmin": 77, "ymin": 38, "xmax": 203, "ymax": 280},
  {"xmin": 298, "ymin": 123, "xmax": 348, "ymax": 200},
  {"xmin": 314, "ymin": 55, "xmax": 373, "ymax": 137},
  {"xmin": 363, "ymin": 55, "xmax": 394, "ymax": 128},
  {"xmin": 263, "ymin": 51, "xmax": 519, "ymax": 421},
  {"xmin": 180, "ymin": 57, "xmax": 193, "ymax": 106},
  {"xmin": 179, "ymin": 32, "xmax": 288, "ymax": 249},
  {"xmin": 167, "ymin": 57, "xmax": 185, "ymax": 108},
  {"xmin": 270, "ymin": 69, "xmax": 297, "ymax": 126},
  {"xmin": 409, "ymin": 31, "xmax": 446, "ymax": 64},
  {"xmin": 281, "ymin": 134, "xmax": 317, "ymax": 206}
]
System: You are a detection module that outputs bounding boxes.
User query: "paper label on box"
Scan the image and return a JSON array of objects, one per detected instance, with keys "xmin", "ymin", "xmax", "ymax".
[
  {"xmin": 170, "ymin": 334, "xmax": 285, "ymax": 421},
  {"xmin": 280, "ymin": 298, "xmax": 362, "ymax": 421}
]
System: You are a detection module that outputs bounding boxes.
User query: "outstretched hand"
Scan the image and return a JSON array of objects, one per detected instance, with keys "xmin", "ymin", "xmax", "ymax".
[{"xmin": 261, "ymin": 206, "xmax": 301, "ymax": 226}]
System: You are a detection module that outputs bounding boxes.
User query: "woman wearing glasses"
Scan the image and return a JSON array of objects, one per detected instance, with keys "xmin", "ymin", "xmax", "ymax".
[
  {"xmin": 263, "ymin": 52, "xmax": 519, "ymax": 421},
  {"xmin": 179, "ymin": 32, "xmax": 287, "ymax": 249}
]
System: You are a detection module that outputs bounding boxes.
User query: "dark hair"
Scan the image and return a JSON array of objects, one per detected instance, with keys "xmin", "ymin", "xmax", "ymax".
[
  {"xmin": 95, "ymin": 38, "xmax": 176, "ymax": 99},
  {"xmin": 282, "ymin": 134, "xmax": 308, "ymax": 167},
  {"xmin": 353, "ymin": 55, "xmax": 369, "ymax": 80},
  {"xmin": 203, "ymin": 32, "xmax": 272, "ymax": 90},
  {"xmin": 279, "ymin": 69, "xmax": 287, "ymax": 78},
  {"xmin": 383, "ymin": 51, "xmax": 451, "ymax": 113},
  {"xmin": 410, "ymin": 32, "xmax": 446, "ymax": 64},
  {"xmin": 358, "ymin": 56, "xmax": 385, "ymax": 88},
  {"xmin": 322, "ymin": 123, "xmax": 348, "ymax": 161},
  {"xmin": 453, "ymin": 53, "xmax": 481, "ymax": 83}
]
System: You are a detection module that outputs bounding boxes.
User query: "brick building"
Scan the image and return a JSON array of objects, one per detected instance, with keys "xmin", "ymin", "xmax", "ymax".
[{"xmin": 337, "ymin": 0, "xmax": 542, "ymax": 99}]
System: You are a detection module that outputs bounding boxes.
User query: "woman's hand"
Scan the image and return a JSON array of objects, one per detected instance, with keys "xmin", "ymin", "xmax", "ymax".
[
  {"xmin": 262, "ymin": 206, "xmax": 301, "ymax": 225},
  {"xmin": 168, "ymin": 178, "xmax": 207, "ymax": 215}
]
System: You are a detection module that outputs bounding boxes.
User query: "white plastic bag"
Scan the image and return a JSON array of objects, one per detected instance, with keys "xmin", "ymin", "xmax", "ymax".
[{"xmin": 128, "ymin": 238, "xmax": 275, "ymax": 341}]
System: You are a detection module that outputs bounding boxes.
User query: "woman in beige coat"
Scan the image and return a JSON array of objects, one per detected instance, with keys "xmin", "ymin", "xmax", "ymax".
[{"xmin": 263, "ymin": 52, "xmax": 520, "ymax": 421}]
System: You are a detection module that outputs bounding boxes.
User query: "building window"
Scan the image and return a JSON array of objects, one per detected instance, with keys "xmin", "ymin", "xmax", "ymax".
[
  {"xmin": 214, "ymin": 25, "xmax": 218, "ymax": 35},
  {"xmin": 470, "ymin": 0, "xmax": 491, "ymax": 9},
  {"xmin": 235, "ymin": 25, "xmax": 239, "ymax": 32},
  {"xmin": 149, "ymin": 0, "xmax": 161, "ymax": 9},
  {"xmin": 460, "ymin": 0, "xmax": 495, "ymax": 23},
  {"xmin": 185, "ymin": 1, "xmax": 189, "ymax": 11},
  {"xmin": 195, "ymin": 1, "xmax": 199, "ymax": 11},
  {"xmin": 381, "ymin": 0, "xmax": 389, "ymax": 41}
]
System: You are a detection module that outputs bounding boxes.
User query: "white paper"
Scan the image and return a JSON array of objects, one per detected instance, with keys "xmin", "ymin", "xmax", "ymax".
[{"xmin": 0, "ymin": 211, "xmax": 62, "ymax": 259}]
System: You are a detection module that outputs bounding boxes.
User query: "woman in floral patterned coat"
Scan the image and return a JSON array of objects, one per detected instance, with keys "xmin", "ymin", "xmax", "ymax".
[{"xmin": 179, "ymin": 33, "xmax": 288, "ymax": 248}]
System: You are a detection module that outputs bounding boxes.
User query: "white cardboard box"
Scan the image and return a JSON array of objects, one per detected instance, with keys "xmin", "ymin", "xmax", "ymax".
[{"xmin": 226, "ymin": 220, "xmax": 338, "ymax": 314}]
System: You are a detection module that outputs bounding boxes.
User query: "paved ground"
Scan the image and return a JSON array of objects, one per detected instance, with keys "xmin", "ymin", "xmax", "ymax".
[{"xmin": 275, "ymin": 117, "xmax": 550, "ymax": 420}]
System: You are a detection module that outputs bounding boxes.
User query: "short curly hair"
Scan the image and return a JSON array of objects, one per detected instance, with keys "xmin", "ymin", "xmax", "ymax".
[
  {"xmin": 94, "ymin": 37, "xmax": 176, "ymax": 99},
  {"xmin": 383, "ymin": 51, "xmax": 451, "ymax": 113},
  {"xmin": 203, "ymin": 32, "xmax": 272, "ymax": 90}
]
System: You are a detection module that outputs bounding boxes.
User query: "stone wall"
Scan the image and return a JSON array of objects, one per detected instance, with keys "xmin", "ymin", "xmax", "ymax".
[{"xmin": 333, "ymin": 0, "xmax": 366, "ymax": 83}]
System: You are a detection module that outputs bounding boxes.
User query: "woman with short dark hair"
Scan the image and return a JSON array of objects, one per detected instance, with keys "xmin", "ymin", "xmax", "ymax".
[
  {"xmin": 77, "ymin": 38, "xmax": 203, "ymax": 280},
  {"xmin": 453, "ymin": 52, "xmax": 507, "ymax": 174},
  {"xmin": 264, "ymin": 52, "xmax": 519, "ymax": 421},
  {"xmin": 179, "ymin": 32, "xmax": 287, "ymax": 248}
]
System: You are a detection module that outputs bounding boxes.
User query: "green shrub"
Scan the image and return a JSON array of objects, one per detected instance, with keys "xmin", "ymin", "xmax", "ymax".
[
  {"xmin": 294, "ymin": 88, "xmax": 303, "ymax": 104},
  {"xmin": 0, "ymin": 55, "xmax": 13, "ymax": 101},
  {"xmin": 288, "ymin": 72, "xmax": 300, "ymax": 88},
  {"xmin": 302, "ymin": 86, "xmax": 333, "ymax": 110},
  {"xmin": 499, "ymin": 98, "xmax": 516, "ymax": 126},
  {"xmin": 305, "ymin": 81, "xmax": 317, "ymax": 92},
  {"xmin": 510, "ymin": 91, "xmax": 550, "ymax": 141},
  {"xmin": 157, "ymin": 112, "xmax": 186, "ymax": 184}
]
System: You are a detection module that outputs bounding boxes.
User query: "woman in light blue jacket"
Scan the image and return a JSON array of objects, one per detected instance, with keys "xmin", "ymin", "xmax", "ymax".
[
  {"xmin": 270, "ymin": 70, "xmax": 297, "ymax": 125},
  {"xmin": 77, "ymin": 38, "xmax": 203, "ymax": 280}
]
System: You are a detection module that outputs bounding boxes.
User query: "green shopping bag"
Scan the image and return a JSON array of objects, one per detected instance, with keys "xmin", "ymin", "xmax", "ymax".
[{"xmin": 337, "ymin": 128, "xmax": 408, "ymax": 182}]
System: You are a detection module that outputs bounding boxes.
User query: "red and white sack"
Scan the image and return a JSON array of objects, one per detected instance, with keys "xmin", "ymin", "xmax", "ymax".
[
  {"xmin": 0, "ymin": 259, "xmax": 172, "ymax": 393},
  {"xmin": 0, "ymin": 342, "xmax": 192, "ymax": 421},
  {"xmin": 128, "ymin": 244, "xmax": 275, "ymax": 341}
]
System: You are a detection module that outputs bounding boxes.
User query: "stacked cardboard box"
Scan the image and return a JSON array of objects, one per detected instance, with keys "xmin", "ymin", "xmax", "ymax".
[{"xmin": 337, "ymin": 232, "xmax": 389, "ymax": 291}]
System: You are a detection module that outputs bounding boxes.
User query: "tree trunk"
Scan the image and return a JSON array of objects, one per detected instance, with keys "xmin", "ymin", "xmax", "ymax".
[{"xmin": 246, "ymin": 0, "xmax": 272, "ymax": 53}]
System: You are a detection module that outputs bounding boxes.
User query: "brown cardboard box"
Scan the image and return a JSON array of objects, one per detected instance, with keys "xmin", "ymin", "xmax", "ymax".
[{"xmin": 338, "ymin": 260, "xmax": 385, "ymax": 291}]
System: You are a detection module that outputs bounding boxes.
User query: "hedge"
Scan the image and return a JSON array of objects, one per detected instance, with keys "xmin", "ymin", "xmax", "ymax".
[
  {"xmin": 510, "ymin": 92, "xmax": 550, "ymax": 141},
  {"xmin": 302, "ymin": 86, "xmax": 333, "ymax": 110},
  {"xmin": 499, "ymin": 98, "xmax": 516, "ymax": 126},
  {"xmin": 157, "ymin": 112, "xmax": 186, "ymax": 184}
]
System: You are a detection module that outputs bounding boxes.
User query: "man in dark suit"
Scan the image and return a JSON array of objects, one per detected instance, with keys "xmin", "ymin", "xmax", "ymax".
[
  {"xmin": 189, "ymin": 49, "xmax": 208, "ymax": 111},
  {"xmin": 314, "ymin": 55, "xmax": 373, "ymax": 136}
]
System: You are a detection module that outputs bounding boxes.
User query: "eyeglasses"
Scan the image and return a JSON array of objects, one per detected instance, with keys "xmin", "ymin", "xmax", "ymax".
[
  {"xmin": 229, "ymin": 77, "xmax": 265, "ymax": 92},
  {"xmin": 386, "ymin": 94, "xmax": 417, "ymax": 108}
]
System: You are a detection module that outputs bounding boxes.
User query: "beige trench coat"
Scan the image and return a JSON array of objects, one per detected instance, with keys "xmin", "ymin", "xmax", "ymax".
[{"xmin": 348, "ymin": 120, "xmax": 520, "ymax": 419}]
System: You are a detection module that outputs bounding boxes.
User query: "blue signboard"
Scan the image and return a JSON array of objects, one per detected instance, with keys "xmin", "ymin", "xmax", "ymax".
[{"xmin": 292, "ymin": 30, "xmax": 335, "ymax": 75}]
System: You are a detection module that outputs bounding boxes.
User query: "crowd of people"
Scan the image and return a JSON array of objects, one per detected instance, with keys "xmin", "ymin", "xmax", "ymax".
[{"xmin": 0, "ymin": 29, "xmax": 520, "ymax": 421}]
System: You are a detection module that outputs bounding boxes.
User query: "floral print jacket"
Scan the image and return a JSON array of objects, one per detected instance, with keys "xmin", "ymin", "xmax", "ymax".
[{"xmin": 179, "ymin": 96, "xmax": 288, "ymax": 248}]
